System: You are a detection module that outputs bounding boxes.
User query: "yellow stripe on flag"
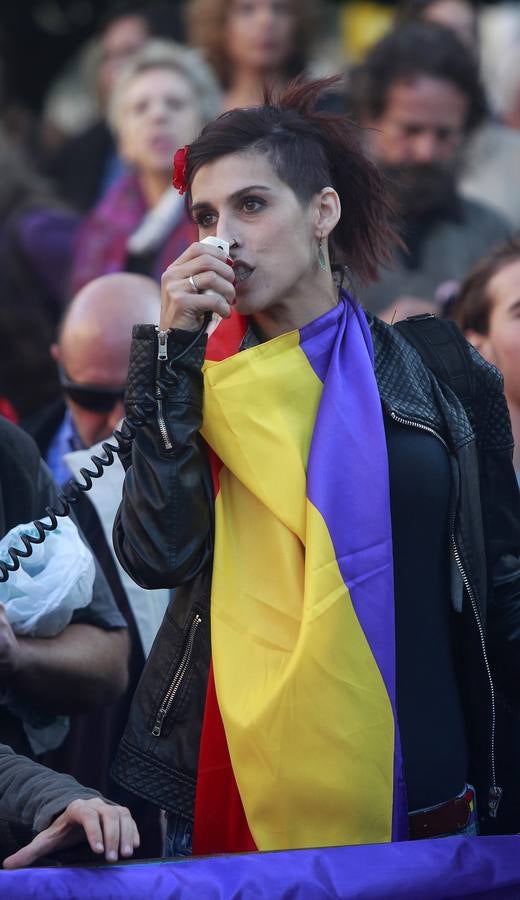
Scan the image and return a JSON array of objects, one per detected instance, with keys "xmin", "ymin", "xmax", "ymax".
[{"xmin": 202, "ymin": 333, "xmax": 394, "ymax": 850}]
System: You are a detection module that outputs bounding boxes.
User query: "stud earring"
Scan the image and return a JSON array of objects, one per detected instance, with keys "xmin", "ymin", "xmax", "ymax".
[{"xmin": 318, "ymin": 235, "xmax": 327, "ymax": 272}]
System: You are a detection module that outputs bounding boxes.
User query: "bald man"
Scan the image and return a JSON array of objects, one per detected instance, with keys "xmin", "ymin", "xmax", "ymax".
[
  {"xmin": 27, "ymin": 273, "xmax": 160, "ymax": 485},
  {"xmin": 53, "ymin": 272, "xmax": 161, "ymax": 471}
]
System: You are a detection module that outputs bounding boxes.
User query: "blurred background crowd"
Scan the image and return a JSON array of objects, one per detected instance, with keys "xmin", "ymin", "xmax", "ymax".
[
  {"xmin": 2, "ymin": 0, "xmax": 520, "ymax": 419},
  {"xmin": 1, "ymin": 0, "xmax": 520, "ymax": 861}
]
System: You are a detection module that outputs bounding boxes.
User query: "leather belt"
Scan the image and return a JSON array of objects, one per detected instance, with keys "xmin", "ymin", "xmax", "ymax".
[{"xmin": 408, "ymin": 788, "xmax": 473, "ymax": 840}]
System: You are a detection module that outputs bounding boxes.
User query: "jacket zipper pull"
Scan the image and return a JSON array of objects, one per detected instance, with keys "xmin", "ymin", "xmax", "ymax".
[
  {"xmin": 156, "ymin": 329, "xmax": 170, "ymax": 360},
  {"xmin": 152, "ymin": 707, "xmax": 168, "ymax": 737},
  {"xmin": 488, "ymin": 785, "xmax": 503, "ymax": 818}
]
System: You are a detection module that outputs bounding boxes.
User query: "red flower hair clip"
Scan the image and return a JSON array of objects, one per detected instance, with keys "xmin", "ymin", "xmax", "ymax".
[{"xmin": 172, "ymin": 145, "xmax": 189, "ymax": 195}]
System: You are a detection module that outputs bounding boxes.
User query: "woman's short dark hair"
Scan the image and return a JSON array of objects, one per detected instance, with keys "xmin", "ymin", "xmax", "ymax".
[
  {"xmin": 349, "ymin": 21, "xmax": 486, "ymax": 131},
  {"xmin": 184, "ymin": 78, "xmax": 399, "ymax": 285},
  {"xmin": 450, "ymin": 240, "xmax": 520, "ymax": 334}
]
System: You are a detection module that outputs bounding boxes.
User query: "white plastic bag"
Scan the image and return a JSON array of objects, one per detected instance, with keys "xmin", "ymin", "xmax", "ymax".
[{"xmin": 0, "ymin": 515, "xmax": 95, "ymax": 637}]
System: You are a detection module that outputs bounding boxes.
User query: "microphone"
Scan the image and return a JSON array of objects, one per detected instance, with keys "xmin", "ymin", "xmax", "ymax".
[
  {"xmin": 200, "ymin": 236, "xmax": 231, "ymax": 336},
  {"xmin": 201, "ymin": 235, "xmax": 230, "ymax": 256}
]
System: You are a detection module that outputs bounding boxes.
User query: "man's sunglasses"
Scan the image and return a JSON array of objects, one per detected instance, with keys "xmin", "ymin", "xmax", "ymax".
[{"xmin": 58, "ymin": 365, "xmax": 126, "ymax": 413}]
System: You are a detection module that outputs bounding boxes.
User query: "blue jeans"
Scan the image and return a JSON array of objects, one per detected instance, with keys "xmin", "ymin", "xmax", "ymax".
[{"xmin": 164, "ymin": 814, "xmax": 193, "ymax": 858}]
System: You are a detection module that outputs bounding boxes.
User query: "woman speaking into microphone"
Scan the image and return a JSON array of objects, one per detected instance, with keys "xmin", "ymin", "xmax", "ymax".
[{"xmin": 111, "ymin": 79, "xmax": 520, "ymax": 857}]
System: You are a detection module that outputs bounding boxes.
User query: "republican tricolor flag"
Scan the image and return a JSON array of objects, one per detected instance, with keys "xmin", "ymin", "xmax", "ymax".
[{"xmin": 192, "ymin": 293, "xmax": 406, "ymax": 854}]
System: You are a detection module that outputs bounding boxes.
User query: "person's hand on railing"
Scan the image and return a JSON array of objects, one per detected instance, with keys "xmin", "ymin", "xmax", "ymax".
[{"xmin": 3, "ymin": 797, "xmax": 140, "ymax": 869}]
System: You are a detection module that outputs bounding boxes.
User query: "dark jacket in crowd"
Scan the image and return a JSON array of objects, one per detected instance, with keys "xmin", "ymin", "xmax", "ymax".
[
  {"xmin": 0, "ymin": 417, "xmax": 126, "ymax": 856},
  {"xmin": 0, "ymin": 206, "xmax": 79, "ymax": 419},
  {"xmin": 111, "ymin": 315, "xmax": 520, "ymax": 837},
  {"xmin": 47, "ymin": 120, "xmax": 117, "ymax": 214},
  {"xmin": 361, "ymin": 197, "xmax": 511, "ymax": 314},
  {"xmin": 19, "ymin": 406, "xmax": 163, "ymax": 857}
]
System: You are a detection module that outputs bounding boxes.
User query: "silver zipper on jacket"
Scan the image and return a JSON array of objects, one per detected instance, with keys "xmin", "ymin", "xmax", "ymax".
[
  {"xmin": 155, "ymin": 328, "xmax": 173, "ymax": 451},
  {"xmin": 390, "ymin": 410, "xmax": 502, "ymax": 817},
  {"xmin": 389, "ymin": 411, "xmax": 449, "ymax": 451},
  {"xmin": 450, "ymin": 528, "xmax": 503, "ymax": 818},
  {"xmin": 151, "ymin": 614, "xmax": 202, "ymax": 737}
]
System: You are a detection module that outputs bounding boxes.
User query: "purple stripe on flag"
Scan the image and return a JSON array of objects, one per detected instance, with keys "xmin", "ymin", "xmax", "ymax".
[
  {"xmin": 4, "ymin": 837, "xmax": 520, "ymax": 898},
  {"xmin": 300, "ymin": 294, "xmax": 406, "ymax": 839}
]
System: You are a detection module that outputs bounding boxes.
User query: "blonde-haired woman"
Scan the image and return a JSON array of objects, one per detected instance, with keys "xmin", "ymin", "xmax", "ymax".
[
  {"xmin": 186, "ymin": 0, "xmax": 316, "ymax": 110},
  {"xmin": 71, "ymin": 40, "xmax": 220, "ymax": 292}
]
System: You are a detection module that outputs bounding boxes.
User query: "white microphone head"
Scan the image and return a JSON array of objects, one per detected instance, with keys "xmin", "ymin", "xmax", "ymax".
[
  {"xmin": 199, "ymin": 236, "xmax": 232, "ymax": 337},
  {"xmin": 201, "ymin": 235, "xmax": 230, "ymax": 256}
]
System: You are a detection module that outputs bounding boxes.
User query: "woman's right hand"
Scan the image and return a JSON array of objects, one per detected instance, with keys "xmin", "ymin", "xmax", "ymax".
[{"xmin": 160, "ymin": 242, "xmax": 236, "ymax": 331}]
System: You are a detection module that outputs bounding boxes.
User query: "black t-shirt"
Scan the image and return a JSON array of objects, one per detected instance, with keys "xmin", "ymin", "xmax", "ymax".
[{"xmin": 385, "ymin": 415, "xmax": 468, "ymax": 811}]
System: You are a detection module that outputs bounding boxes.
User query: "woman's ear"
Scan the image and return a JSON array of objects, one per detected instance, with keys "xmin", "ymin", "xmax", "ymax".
[{"xmin": 314, "ymin": 187, "xmax": 341, "ymax": 240}]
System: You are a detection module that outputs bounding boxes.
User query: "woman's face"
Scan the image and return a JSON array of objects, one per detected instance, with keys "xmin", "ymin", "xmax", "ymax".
[
  {"xmin": 118, "ymin": 67, "xmax": 202, "ymax": 176},
  {"xmin": 191, "ymin": 151, "xmax": 320, "ymax": 317},
  {"xmin": 225, "ymin": 0, "xmax": 297, "ymax": 74},
  {"xmin": 97, "ymin": 14, "xmax": 149, "ymax": 109},
  {"xmin": 480, "ymin": 260, "xmax": 520, "ymax": 407}
]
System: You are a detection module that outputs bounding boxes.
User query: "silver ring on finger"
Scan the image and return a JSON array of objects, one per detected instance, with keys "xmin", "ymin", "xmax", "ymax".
[{"xmin": 189, "ymin": 274, "xmax": 202, "ymax": 294}]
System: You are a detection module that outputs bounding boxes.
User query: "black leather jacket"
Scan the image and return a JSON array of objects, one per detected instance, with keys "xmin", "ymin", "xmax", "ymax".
[{"xmin": 112, "ymin": 315, "xmax": 520, "ymax": 834}]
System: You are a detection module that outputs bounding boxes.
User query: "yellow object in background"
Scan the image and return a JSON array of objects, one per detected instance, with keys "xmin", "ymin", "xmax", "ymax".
[{"xmin": 341, "ymin": 1, "xmax": 395, "ymax": 62}]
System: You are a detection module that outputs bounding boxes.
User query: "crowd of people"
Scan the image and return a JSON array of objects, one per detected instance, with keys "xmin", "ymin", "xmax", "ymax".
[{"xmin": 0, "ymin": 0, "xmax": 520, "ymax": 875}]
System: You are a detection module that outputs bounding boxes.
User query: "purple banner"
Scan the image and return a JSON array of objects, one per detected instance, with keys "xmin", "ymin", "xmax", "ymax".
[{"xmin": 3, "ymin": 837, "xmax": 520, "ymax": 898}]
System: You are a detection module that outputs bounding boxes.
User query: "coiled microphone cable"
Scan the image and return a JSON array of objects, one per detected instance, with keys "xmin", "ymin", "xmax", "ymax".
[{"xmin": 0, "ymin": 312, "xmax": 211, "ymax": 583}]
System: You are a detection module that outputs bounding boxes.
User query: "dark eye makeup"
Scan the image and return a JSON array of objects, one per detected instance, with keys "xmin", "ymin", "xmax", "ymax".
[{"xmin": 192, "ymin": 195, "xmax": 267, "ymax": 228}]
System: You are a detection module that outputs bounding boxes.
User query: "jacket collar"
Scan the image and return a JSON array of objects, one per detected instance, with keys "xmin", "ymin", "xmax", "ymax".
[{"xmin": 368, "ymin": 313, "xmax": 474, "ymax": 450}]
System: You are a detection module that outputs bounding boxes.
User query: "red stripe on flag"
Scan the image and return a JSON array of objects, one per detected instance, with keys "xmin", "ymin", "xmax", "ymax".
[
  {"xmin": 192, "ymin": 307, "xmax": 256, "ymax": 855},
  {"xmin": 192, "ymin": 661, "xmax": 256, "ymax": 854},
  {"xmin": 205, "ymin": 309, "xmax": 248, "ymax": 362},
  {"xmin": 206, "ymin": 446, "xmax": 223, "ymax": 498}
]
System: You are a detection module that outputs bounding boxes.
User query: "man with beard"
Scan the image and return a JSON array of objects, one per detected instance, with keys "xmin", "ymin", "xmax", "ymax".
[{"xmin": 348, "ymin": 21, "xmax": 511, "ymax": 317}]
